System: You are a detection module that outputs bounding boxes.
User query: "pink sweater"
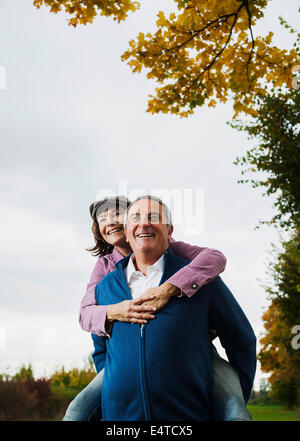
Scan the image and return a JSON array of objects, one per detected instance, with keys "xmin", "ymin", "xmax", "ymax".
[{"xmin": 79, "ymin": 239, "xmax": 226, "ymax": 337}]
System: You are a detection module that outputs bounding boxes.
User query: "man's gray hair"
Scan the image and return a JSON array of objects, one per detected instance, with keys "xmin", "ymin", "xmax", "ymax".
[{"xmin": 123, "ymin": 195, "xmax": 173, "ymax": 227}]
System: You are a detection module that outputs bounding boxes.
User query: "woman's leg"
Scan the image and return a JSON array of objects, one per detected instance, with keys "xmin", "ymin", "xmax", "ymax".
[
  {"xmin": 62, "ymin": 369, "xmax": 104, "ymax": 421},
  {"xmin": 212, "ymin": 346, "xmax": 251, "ymax": 421}
]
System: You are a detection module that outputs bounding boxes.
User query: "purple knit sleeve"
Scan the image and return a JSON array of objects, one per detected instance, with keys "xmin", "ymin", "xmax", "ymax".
[
  {"xmin": 168, "ymin": 240, "xmax": 226, "ymax": 297},
  {"xmin": 78, "ymin": 258, "xmax": 112, "ymax": 337}
]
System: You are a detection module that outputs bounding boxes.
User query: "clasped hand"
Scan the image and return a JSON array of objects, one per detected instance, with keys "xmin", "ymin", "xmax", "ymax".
[{"xmin": 106, "ymin": 282, "xmax": 179, "ymax": 324}]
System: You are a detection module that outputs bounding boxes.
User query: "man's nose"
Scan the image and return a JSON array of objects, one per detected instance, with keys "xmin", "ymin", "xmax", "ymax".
[{"xmin": 139, "ymin": 214, "xmax": 150, "ymax": 227}]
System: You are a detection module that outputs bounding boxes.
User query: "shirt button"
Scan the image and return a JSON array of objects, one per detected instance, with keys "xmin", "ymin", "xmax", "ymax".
[{"xmin": 191, "ymin": 283, "xmax": 197, "ymax": 289}]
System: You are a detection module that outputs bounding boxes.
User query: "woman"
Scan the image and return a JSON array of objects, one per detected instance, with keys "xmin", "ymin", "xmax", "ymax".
[{"xmin": 63, "ymin": 196, "xmax": 251, "ymax": 421}]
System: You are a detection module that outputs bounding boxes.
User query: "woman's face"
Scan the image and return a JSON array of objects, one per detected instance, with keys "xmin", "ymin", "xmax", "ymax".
[{"xmin": 97, "ymin": 207, "xmax": 127, "ymax": 246}]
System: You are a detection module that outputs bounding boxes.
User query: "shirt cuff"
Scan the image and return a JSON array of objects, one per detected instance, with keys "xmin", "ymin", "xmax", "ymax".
[
  {"xmin": 167, "ymin": 267, "xmax": 206, "ymax": 297},
  {"xmin": 90, "ymin": 305, "xmax": 112, "ymax": 338}
]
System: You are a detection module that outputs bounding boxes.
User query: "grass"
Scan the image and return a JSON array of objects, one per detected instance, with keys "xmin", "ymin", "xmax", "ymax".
[{"xmin": 247, "ymin": 404, "xmax": 300, "ymax": 421}]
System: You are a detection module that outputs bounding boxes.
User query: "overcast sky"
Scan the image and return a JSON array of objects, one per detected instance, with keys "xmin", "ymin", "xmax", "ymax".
[{"xmin": 0, "ymin": 0, "xmax": 299, "ymax": 389}]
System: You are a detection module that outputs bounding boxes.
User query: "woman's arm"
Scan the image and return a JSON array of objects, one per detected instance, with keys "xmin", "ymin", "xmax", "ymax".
[
  {"xmin": 79, "ymin": 258, "xmax": 111, "ymax": 337},
  {"xmin": 137, "ymin": 240, "xmax": 227, "ymax": 311},
  {"xmin": 168, "ymin": 239, "xmax": 227, "ymax": 296},
  {"xmin": 79, "ymin": 241, "xmax": 226, "ymax": 336},
  {"xmin": 79, "ymin": 258, "xmax": 157, "ymax": 337}
]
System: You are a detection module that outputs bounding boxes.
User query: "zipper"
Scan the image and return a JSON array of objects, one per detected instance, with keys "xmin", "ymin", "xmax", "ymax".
[
  {"xmin": 119, "ymin": 265, "xmax": 151, "ymax": 420},
  {"xmin": 139, "ymin": 323, "xmax": 151, "ymax": 420}
]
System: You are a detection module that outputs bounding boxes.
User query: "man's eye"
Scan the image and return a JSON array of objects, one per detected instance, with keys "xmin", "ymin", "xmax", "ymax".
[{"xmin": 149, "ymin": 214, "xmax": 159, "ymax": 221}]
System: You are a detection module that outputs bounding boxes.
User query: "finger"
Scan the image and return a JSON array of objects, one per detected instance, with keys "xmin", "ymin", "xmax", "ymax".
[
  {"xmin": 133, "ymin": 296, "xmax": 155, "ymax": 305},
  {"xmin": 130, "ymin": 318, "xmax": 148, "ymax": 324},
  {"xmin": 133, "ymin": 305, "xmax": 157, "ymax": 312},
  {"xmin": 130, "ymin": 312, "xmax": 156, "ymax": 320}
]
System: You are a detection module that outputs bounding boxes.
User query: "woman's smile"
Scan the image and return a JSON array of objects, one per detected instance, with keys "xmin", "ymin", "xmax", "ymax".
[{"xmin": 107, "ymin": 227, "xmax": 123, "ymax": 236}]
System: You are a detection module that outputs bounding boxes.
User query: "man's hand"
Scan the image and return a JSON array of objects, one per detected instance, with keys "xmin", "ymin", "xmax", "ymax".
[
  {"xmin": 138, "ymin": 282, "xmax": 181, "ymax": 312},
  {"xmin": 106, "ymin": 283, "xmax": 180, "ymax": 325},
  {"xmin": 106, "ymin": 295, "xmax": 157, "ymax": 324}
]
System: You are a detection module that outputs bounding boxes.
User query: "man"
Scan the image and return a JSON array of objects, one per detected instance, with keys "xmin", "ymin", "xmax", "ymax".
[{"xmin": 92, "ymin": 195, "xmax": 256, "ymax": 421}]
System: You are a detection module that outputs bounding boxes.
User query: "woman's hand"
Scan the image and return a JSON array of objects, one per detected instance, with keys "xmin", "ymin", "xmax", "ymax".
[
  {"xmin": 106, "ymin": 283, "xmax": 180, "ymax": 325},
  {"xmin": 106, "ymin": 295, "xmax": 157, "ymax": 324},
  {"xmin": 138, "ymin": 282, "xmax": 181, "ymax": 311}
]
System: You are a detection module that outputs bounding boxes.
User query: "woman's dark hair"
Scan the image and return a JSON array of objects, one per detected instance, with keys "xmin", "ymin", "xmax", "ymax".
[
  {"xmin": 86, "ymin": 218, "xmax": 115, "ymax": 257},
  {"xmin": 86, "ymin": 196, "xmax": 131, "ymax": 257}
]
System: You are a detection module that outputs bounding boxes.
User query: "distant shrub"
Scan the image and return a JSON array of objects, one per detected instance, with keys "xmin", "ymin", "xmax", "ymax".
[
  {"xmin": 25, "ymin": 378, "xmax": 52, "ymax": 418},
  {"xmin": 12, "ymin": 364, "xmax": 34, "ymax": 381},
  {"xmin": 248, "ymin": 390, "xmax": 280, "ymax": 406},
  {"xmin": 0, "ymin": 359, "xmax": 97, "ymax": 420},
  {"xmin": 49, "ymin": 358, "xmax": 96, "ymax": 392},
  {"xmin": 0, "ymin": 378, "xmax": 38, "ymax": 421}
]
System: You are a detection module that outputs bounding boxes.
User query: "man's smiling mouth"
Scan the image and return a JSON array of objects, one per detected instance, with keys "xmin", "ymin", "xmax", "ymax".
[{"xmin": 136, "ymin": 233, "xmax": 154, "ymax": 238}]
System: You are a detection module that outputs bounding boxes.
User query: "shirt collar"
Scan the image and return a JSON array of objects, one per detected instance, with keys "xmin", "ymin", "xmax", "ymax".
[
  {"xmin": 104, "ymin": 247, "xmax": 127, "ymax": 264},
  {"xmin": 126, "ymin": 253, "xmax": 165, "ymax": 283}
]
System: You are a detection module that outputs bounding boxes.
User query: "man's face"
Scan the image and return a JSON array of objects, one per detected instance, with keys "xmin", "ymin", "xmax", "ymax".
[{"xmin": 125, "ymin": 198, "xmax": 173, "ymax": 256}]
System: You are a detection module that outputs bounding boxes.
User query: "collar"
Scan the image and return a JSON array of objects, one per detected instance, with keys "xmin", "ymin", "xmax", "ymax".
[
  {"xmin": 126, "ymin": 253, "xmax": 165, "ymax": 283},
  {"xmin": 104, "ymin": 247, "xmax": 126, "ymax": 264},
  {"xmin": 115, "ymin": 246, "xmax": 190, "ymax": 286}
]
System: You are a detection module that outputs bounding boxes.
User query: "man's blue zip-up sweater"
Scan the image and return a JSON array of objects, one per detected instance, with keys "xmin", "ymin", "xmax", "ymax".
[{"xmin": 92, "ymin": 247, "xmax": 256, "ymax": 421}]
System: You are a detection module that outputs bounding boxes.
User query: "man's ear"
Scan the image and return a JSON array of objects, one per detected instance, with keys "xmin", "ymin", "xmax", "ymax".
[{"xmin": 167, "ymin": 224, "xmax": 174, "ymax": 240}]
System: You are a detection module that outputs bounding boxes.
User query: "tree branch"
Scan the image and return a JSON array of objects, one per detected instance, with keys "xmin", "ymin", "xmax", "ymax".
[
  {"xmin": 185, "ymin": 3, "xmax": 243, "ymax": 93},
  {"xmin": 165, "ymin": 12, "xmax": 239, "ymax": 54},
  {"xmin": 243, "ymin": 0, "xmax": 255, "ymax": 82}
]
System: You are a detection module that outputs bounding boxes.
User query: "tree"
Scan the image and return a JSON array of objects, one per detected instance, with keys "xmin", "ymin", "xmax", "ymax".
[
  {"xmin": 34, "ymin": 1, "xmax": 299, "ymax": 117},
  {"xmin": 230, "ymin": 83, "xmax": 300, "ymax": 409},
  {"xmin": 122, "ymin": 1, "xmax": 298, "ymax": 118},
  {"xmin": 230, "ymin": 88, "xmax": 300, "ymax": 230},
  {"xmin": 258, "ymin": 229, "xmax": 300, "ymax": 409},
  {"xmin": 33, "ymin": 0, "xmax": 139, "ymax": 25},
  {"xmin": 12, "ymin": 364, "xmax": 34, "ymax": 381},
  {"xmin": 259, "ymin": 378, "xmax": 270, "ymax": 396}
]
